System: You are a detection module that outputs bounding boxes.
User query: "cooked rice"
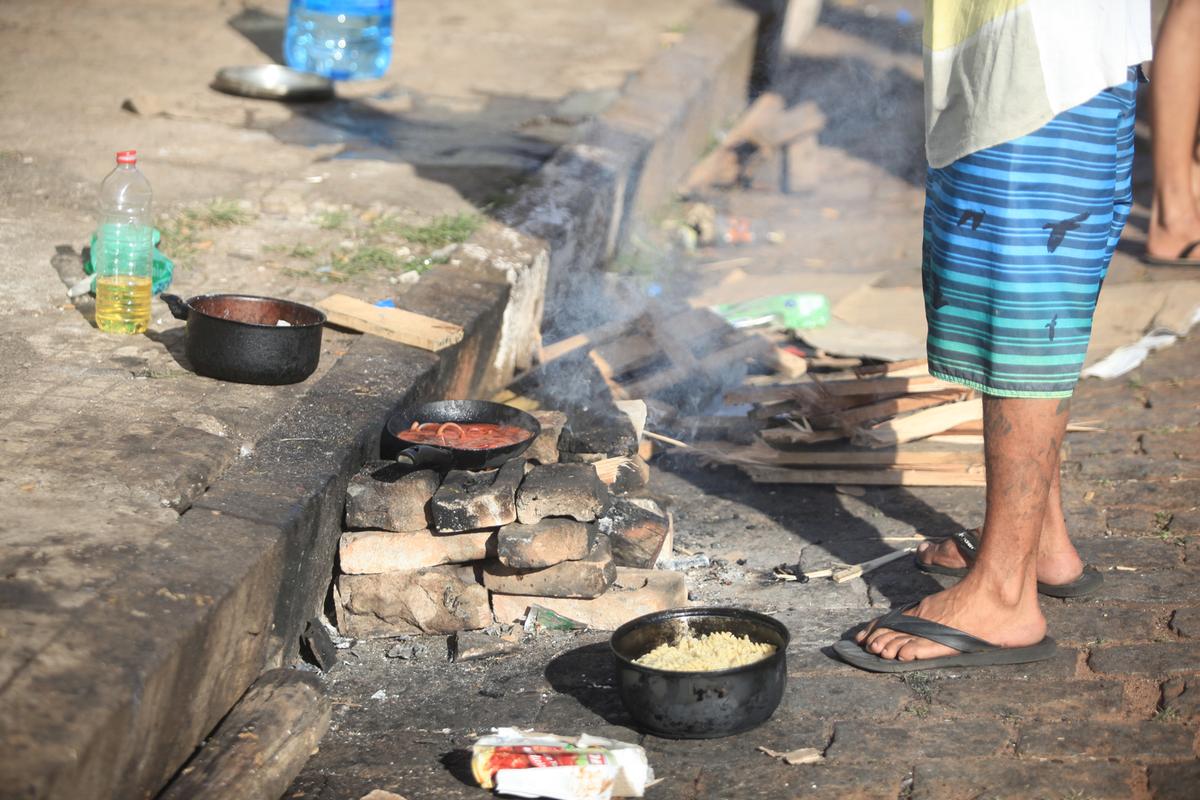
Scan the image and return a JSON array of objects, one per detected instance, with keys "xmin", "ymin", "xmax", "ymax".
[{"xmin": 634, "ymin": 631, "xmax": 776, "ymax": 671}]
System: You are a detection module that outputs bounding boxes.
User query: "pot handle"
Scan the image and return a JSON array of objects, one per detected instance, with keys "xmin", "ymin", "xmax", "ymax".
[
  {"xmin": 160, "ymin": 293, "xmax": 189, "ymax": 321},
  {"xmin": 395, "ymin": 445, "xmax": 454, "ymax": 469}
]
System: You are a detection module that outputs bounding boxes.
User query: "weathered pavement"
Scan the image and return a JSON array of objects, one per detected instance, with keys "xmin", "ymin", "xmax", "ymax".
[{"xmin": 289, "ymin": 2, "xmax": 1200, "ymax": 798}]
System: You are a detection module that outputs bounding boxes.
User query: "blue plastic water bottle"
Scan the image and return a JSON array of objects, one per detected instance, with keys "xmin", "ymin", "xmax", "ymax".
[{"xmin": 284, "ymin": 0, "xmax": 394, "ymax": 80}]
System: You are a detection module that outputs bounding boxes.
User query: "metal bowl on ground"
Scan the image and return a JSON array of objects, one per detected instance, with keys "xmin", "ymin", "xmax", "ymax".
[
  {"xmin": 212, "ymin": 65, "xmax": 334, "ymax": 102},
  {"xmin": 610, "ymin": 607, "xmax": 790, "ymax": 739}
]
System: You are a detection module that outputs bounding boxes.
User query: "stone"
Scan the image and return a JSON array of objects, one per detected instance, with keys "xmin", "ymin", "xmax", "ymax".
[
  {"xmin": 1161, "ymin": 677, "xmax": 1200, "ymax": 719},
  {"xmin": 300, "ymin": 618, "xmax": 338, "ymax": 672},
  {"xmin": 481, "ymin": 533, "xmax": 616, "ymax": 598},
  {"xmin": 344, "ymin": 463, "xmax": 439, "ymax": 533},
  {"xmin": 490, "ymin": 567, "xmax": 685, "ymax": 629},
  {"xmin": 1089, "ymin": 642, "xmax": 1200, "ymax": 677},
  {"xmin": 912, "ymin": 759, "xmax": 1133, "ymax": 800},
  {"xmin": 338, "ymin": 528, "xmax": 496, "ymax": 574},
  {"xmin": 597, "ymin": 497, "xmax": 671, "ymax": 568},
  {"xmin": 559, "ymin": 410, "xmax": 638, "ymax": 457},
  {"xmin": 336, "ymin": 567, "xmax": 492, "ymax": 637},
  {"xmin": 1040, "ymin": 604, "xmax": 1160, "ymax": 647},
  {"xmin": 1168, "ymin": 607, "xmax": 1200, "ymax": 638},
  {"xmin": 515, "ymin": 463, "xmax": 609, "ymax": 524},
  {"xmin": 526, "ymin": 410, "xmax": 567, "ymax": 464},
  {"xmin": 496, "ymin": 518, "xmax": 590, "ymax": 569},
  {"xmin": 430, "ymin": 458, "xmax": 525, "ymax": 533},
  {"xmin": 450, "ymin": 629, "xmax": 521, "ymax": 662},
  {"xmin": 1147, "ymin": 762, "xmax": 1200, "ymax": 800},
  {"xmin": 826, "ymin": 720, "xmax": 1009, "ymax": 763},
  {"xmin": 1017, "ymin": 721, "xmax": 1194, "ymax": 760}
]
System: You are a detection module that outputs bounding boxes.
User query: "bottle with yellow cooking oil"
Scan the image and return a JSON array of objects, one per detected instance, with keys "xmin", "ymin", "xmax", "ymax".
[{"xmin": 94, "ymin": 150, "xmax": 153, "ymax": 334}]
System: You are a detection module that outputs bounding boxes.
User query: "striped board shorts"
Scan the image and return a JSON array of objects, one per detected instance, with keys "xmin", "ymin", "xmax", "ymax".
[{"xmin": 922, "ymin": 69, "xmax": 1139, "ymax": 398}]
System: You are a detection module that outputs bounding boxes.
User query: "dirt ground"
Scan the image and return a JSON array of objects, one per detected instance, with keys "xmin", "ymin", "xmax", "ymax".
[{"xmin": 287, "ymin": 3, "xmax": 1200, "ymax": 799}]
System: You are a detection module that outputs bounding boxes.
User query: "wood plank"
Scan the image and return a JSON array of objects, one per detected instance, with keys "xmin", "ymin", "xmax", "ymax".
[
  {"xmin": 853, "ymin": 358, "xmax": 929, "ymax": 378},
  {"xmin": 621, "ymin": 336, "xmax": 772, "ymax": 398},
  {"xmin": 540, "ymin": 314, "xmax": 645, "ymax": 364},
  {"xmin": 317, "ymin": 293, "xmax": 463, "ymax": 351},
  {"xmin": 854, "ymin": 398, "xmax": 984, "ymax": 448},
  {"xmin": 741, "ymin": 464, "xmax": 986, "ymax": 487},
  {"xmin": 698, "ymin": 441, "xmax": 982, "ymax": 469},
  {"xmin": 759, "ymin": 426, "xmax": 846, "ymax": 446},
  {"xmin": 817, "ymin": 375, "xmax": 960, "ymax": 397},
  {"xmin": 159, "ymin": 669, "xmax": 331, "ymax": 800},
  {"xmin": 829, "ymin": 389, "xmax": 969, "ymax": 428},
  {"xmin": 682, "ymin": 92, "xmax": 785, "ymax": 192}
]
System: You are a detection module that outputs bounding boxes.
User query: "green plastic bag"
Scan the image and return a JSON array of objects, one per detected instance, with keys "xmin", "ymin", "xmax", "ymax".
[
  {"xmin": 712, "ymin": 292, "xmax": 831, "ymax": 331},
  {"xmin": 84, "ymin": 227, "xmax": 175, "ymax": 295}
]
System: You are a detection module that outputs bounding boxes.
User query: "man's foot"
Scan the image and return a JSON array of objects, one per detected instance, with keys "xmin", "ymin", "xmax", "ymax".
[
  {"xmin": 852, "ymin": 576, "xmax": 1046, "ymax": 663},
  {"xmin": 916, "ymin": 527, "xmax": 1085, "ymax": 586},
  {"xmin": 1146, "ymin": 201, "xmax": 1200, "ymax": 264}
]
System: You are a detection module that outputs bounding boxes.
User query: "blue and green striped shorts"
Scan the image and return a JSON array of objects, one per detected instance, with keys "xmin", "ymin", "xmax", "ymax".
[{"xmin": 922, "ymin": 70, "xmax": 1139, "ymax": 398}]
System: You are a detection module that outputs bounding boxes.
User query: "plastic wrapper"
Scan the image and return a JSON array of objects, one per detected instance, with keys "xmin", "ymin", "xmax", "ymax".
[{"xmin": 471, "ymin": 728, "xmax": 652, "ymax": 800}]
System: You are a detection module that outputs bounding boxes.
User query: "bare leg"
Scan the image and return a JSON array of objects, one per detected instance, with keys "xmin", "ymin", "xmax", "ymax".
[
  {"xmin": 915, "ymin": 410, "xmax": 1084, "ymax": 585},
  {"xmin": 1147, "ymin": 0, "xmax": 1200, "ymax": 260},
  {"xmin": 855, "ymin": 396, "xmax": 1069, "ymax": 661}
]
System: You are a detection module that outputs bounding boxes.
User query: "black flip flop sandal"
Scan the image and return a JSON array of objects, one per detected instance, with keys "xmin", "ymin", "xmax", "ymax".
[
  {"xmin": 914, "ymin": 530, "xmax": 1104, "ymax": 598},
  {"xmin": 1142, "ymin": 240, "xmax": 1200, "ymax": 267},
  {"xmin": 832, "ymin": 603, "xmax": 1058, "ymax": 673}
]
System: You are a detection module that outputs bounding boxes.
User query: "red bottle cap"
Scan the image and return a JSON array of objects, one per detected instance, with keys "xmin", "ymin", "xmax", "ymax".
[{"xmin": 116, "ymin": 150, "xmax": 137, "ymax": 164}]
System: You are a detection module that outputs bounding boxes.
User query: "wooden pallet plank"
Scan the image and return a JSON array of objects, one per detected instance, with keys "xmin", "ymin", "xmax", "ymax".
[
  {"xmin": 854, "ymin": 398, "xmax": 985, "ymax": 448},
  {"xmin": 317, "ymin": 293, "xmax": 463, "ymax": 351},
  {"xmin": 741, "ymin": 464, "xmax": 986, "ymax": 487}
]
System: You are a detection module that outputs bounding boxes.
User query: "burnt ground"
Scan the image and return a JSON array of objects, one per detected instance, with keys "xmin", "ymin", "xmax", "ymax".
[{"xmin": 287, "ymin": 3, "xmax": 1199, "ymax": 798}]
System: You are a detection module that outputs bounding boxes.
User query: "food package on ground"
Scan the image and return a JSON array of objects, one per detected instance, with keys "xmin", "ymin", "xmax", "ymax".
[{"xmin": 471, "ymin": 728, "xmax": 653, "ymax": 800}]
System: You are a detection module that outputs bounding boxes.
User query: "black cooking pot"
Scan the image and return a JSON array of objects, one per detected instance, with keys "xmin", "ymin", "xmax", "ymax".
[
  {"xmin": 381, "ymin": 400, "xmax": 541, "ymax": 470},
  {"xmin": 611, "ymin": 607, "xmax": 790, "ymax": 739},
  {"xmin": 161, "ymin": 293, "xmax": 326, "ymax": 385}
]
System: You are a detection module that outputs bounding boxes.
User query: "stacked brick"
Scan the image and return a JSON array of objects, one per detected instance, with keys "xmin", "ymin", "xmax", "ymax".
[{"xmin": 333, "ymin": 407, "xmax": 685, "ymax": 637}]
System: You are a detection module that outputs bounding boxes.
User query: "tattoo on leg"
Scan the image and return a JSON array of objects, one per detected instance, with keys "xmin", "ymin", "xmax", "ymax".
[{"xmin": 984, "ymin": 399, "xmax": 1014, "ymax": 437}]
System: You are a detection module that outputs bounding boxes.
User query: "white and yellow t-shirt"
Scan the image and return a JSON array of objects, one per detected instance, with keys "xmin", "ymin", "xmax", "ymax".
[{"xmin": 924, "ymin": 0, "xmax": 1153, "ymax": 168}]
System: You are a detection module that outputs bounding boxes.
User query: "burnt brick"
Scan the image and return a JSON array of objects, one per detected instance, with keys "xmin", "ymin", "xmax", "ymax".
[
  {"xmin": 826, "ymin": 720, "xmax": 1009, "ymax": 763},
  {"xmin": 526, "ymin": 410, "xmax": 567, "ymax": 464},
  {"xmin": 597, "ymin": 497, "xmax": 671, "ymax": 568},
  {"xmin": 481, "ymin": 532, "xmax": 615, "ymax": 598},
  {"xmin": 1089, "ymin": 642, "xmax": 1200, "ymax": 677},
  {"xmin": 496, "ymin": 518, "xmax": 590, "ymax": 569},
  {"xmin": 515, "ymin": 462, "xmax": 609, "ymax": 524},
  {"xmin": 339, "ymin": 528, "xmax": 495, "ymax": 573},
  {"xmin": 430, "ymin": 458, "xmax": 525, "ymax": 533},
  {"xmin": 1017, "ymin": 720, "xmax": 1194, "ymax": 760},
  {"xmin": 1168, "ymin": 608, "xmax": 1200, "ymax": 638},
  {"xmin": 912, "ymin": 759, "xmax": 1135, "ymax": 800},
  {"xmin": 336, "ymin": 566, "xmax": 492, "ymax": 637},
  {"xmin": 933, "ymin": 678, "xmax": 1125, "ymax": 718},
  {"xmin": 490, "ymin": 567, "xmax": 685, "ymax": 630},
  {"xmin": 558, "ymin": 410, "xmax": 638, "ymax": 457},
  {"xmin": 777, "ymin": 676, "xmax": 911, "ymax": 721},
  {"xmin": 1147, "ymin": 762, "xmax": 1200, "ymax": 800},
  {"xmin": 344, "ymin": 463, "xmax": 439, "ymax": 532}
]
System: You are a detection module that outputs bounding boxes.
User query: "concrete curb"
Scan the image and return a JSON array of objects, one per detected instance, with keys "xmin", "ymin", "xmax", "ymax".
[
  {"xmin": 502, "ymin": 0, "xmax": 759, "ymax": 314},
  {"xmin": 0, "ymin": 3, "xmax": 762, "ymax": 797}
]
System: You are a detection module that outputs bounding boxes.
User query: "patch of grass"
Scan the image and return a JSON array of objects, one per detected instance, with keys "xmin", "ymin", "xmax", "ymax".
[
  {"xmin": 197, "ymin": 198, "xmax": 254, "ymax": 227},
  {"xmin": 1154, "ymin": 510, "xmax": 1173, "ymax": 533},
  {"xmin": 905, "ymin": 703, "xmax": 929, "ymax": 718},
  {"xmin": 1152, "ymin": 705, "xmax": 1180, "ymax": 722},
  {"xmin": 372, "ymin": 212, "xmax": 480, "ymax": 247},
  {"xmin": 1127, "ymin": 375, "xmax": 1144, "ymax": 390},
  {"xmin": 337, "ymin": 246, "xmax": 402, "ymax": 276},
  {"xmin": 289, "ymin": 244, "xmax": 318, "ymax": 259},
  {"xmin": 903, "ymin": 671, "xmax": 935, "ymax": 704},
  {"xmin": 318, "ymin": 209, "xmax": 350, "ymax": 230}
]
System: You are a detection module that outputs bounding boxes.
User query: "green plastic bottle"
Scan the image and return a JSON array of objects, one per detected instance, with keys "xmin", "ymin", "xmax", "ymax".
[{"xmin": 712, "ymin": 292, "xmax": 831, "ymax": 330}]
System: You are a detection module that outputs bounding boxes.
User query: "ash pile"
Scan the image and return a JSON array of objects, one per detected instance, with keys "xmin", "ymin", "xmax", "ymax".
[{"xmin": 333, "ymin": 402, "xmax": 685, "ymax": 638}]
